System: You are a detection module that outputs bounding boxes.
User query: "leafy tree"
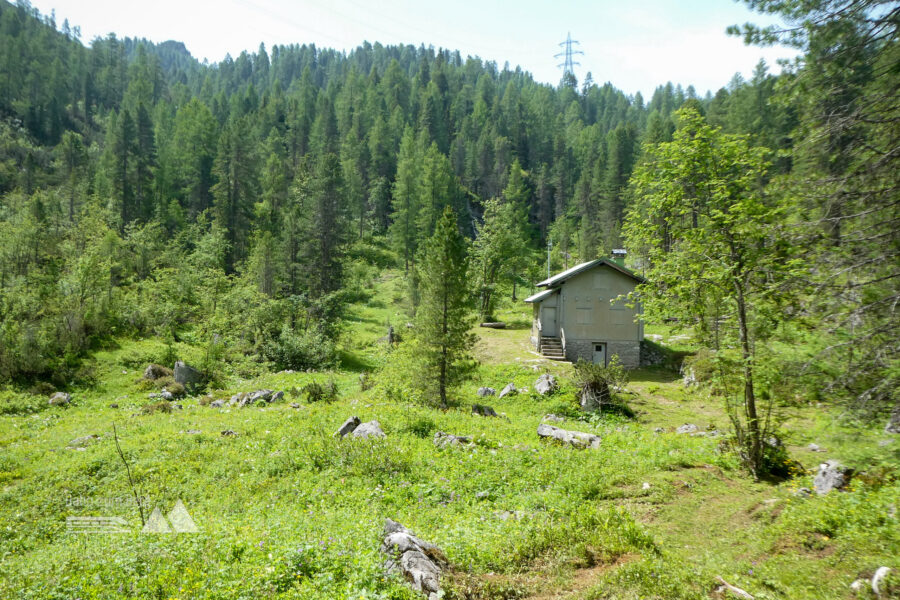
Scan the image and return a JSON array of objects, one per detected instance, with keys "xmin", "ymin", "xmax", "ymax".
[
  {"xmin": 413, "ymin": 206, "xmax": 476, "ymax": 407},
  {"xmin": 625, "ymin": 108, "xmax": 804, "ymax": 477}
]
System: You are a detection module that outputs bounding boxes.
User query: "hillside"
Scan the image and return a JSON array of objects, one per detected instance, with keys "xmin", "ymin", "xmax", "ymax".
[{"xmin": 0, "ymin": 276, "xmax": 897, "ymax": 599}]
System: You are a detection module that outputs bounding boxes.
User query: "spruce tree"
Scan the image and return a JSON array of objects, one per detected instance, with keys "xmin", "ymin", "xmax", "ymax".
[{"xmin": 413, "ymin": 206, "xmax": 476, "ymax": 407}]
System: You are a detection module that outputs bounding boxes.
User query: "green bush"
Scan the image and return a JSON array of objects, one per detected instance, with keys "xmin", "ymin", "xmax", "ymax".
[
  {"xmin": 574, "ymin": 357, "xmax": 633, "ymax": 417},
  {"xmin": 301, "ymin": 380, "xmax": 338, "ymax": 403},
  {"xmin": 263, "ymin": 325, "xmax": 338, "ymax": 371}
]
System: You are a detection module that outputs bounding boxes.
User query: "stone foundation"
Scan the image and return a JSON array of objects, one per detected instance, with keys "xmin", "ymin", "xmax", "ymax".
[{"xmin": 564, "ymin": 339, "xmax": 641, "ymax": 369}]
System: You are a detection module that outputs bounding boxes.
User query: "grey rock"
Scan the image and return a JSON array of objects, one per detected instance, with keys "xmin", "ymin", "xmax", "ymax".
[
  {"xmin": 221, "ymin": 430, "xmax": 238, "ymax": 436},
  {"xmin": 381, "ymin": 519, "xmax": 447, "ymax": 600},
  {"xmin": 653, "ymin": 427, "xmax": 665, "ymax": 434},
  {"xmin": 886, "ymin": 406, "xmax": 900, "ymax": 434},
  {"xmin": 479, "ymin": 322, "xmax": 506, "ymax": 329},
  {"xmin": 271, "ymin": 390, "xmax": 284, "ymax": 402},
  {"xmin": 249, "ymin": 389, "xmax": 274, "ymax": 403},
  {"xmin": 210, "ymin": 400, "xmax": 225, "ymax": 408},
  {"xmin": 849, "ymin": 579, "xmax": 867, "ymax": 593},
  {"xmin": 183, "ymin": 429, "xmax": 202, "ymax": 435},
  {"xmin": 352, "ymin": 420, "xmax": 386, "ymax": 439},
  {"xmin": 433, "ymin": 431, "xmax": 471, "ymax": 449},
  {"xmin": 476, "ymin": 387, "xmax": 495, "ymax": 398},
  {"xmin": 794, "ymin": 487, "xmax": 813, "ymax": 498},
  {"xmin": 808, "ymin": 443, "xmax": 822, "ymax": 452},
  {"xmin": 498, "ymin": 383, "xmax": 517, "ymax": 399},
  {"xmin": 336, "ymin": 416, "xmax": 361, "ymax": 438},
  {"xmin": 173, "ymin": 361, "xmax": 203, "ymax": 390},
  {"xmin": 472, "ymin": 404, "xmax": 499, "ymax": 417},
  {"xmin": 872, "ymin": 566, "xmax": 892, "ymax": 596},
  {"xmin": 109, "ymin": 403, "xmax": 118, "ymax": 409},
  {"xmin": 67, "ymin": 434, "xmax": 99, "ymax": 448},
  {"xmin": 143, "ymin": 364, "xmax": 172, "ymax": 380},
  {"xmin": 48, "ymin": 392, "xmax": 71, "ymax": 406},
  {"xmin": 160, "ymin": 389, "xmax": 174, "ymax": 401},
  {"xmin": 676, "ymin": 423, "xmax": 699, "ymax": 434},
  {"xmin": 542, "ymin": 414, "xmax": 565, "ymax": 423},
  {"xmin": 814, "ymin": 460, "xmax": 852, "ymax": 495},
  {"xmin": 534, "ymin": 374, "xmax": 557, "ymax": 396},
  {"xmin": 536, "ymin": 423, "xmax": 601, "ymax": 449}
]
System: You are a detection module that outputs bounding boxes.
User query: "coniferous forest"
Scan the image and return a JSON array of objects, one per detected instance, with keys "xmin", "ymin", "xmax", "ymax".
[{"xmin": 0, "ymin": 0, "xmax": 898, "ymax": 597}]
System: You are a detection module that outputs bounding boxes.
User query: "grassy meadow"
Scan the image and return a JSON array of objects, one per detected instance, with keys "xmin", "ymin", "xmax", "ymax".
[{"xmin": 0, "ymin": 274, "xmax": 898, "ymax": 600}]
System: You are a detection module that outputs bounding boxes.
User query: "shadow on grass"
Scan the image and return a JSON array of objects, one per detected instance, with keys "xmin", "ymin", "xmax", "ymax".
[
  {"xmin": 338, "ymin": 349, "xmax": 376, "ymax": 373},
  {"xmin": 630, "ymin": 366, "xmax": 682, "ymax": 384}
]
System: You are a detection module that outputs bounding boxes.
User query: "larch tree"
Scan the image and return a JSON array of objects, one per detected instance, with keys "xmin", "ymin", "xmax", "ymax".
[{"xmin": 413, "ymin": 206, "xmax": 476, "ymax": 408}]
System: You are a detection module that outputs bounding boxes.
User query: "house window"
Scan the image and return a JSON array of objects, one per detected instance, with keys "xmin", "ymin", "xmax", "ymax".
[{"xmin": 576, "ymin": 307, "xmax": 592, "ymax": 324}]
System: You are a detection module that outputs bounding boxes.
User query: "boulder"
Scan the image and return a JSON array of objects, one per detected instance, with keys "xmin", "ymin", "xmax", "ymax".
[
  {"xmin": 476, "ymin": 387, "xmax": 496, "ymax": 398},
  {"xmin": 534, "ymin": 374, "xmax": 557, "ymax": 396},
  {"xmin": 271, "ymin": 391, "xmax": 285, "ymax": 402},
  {"xmin": 352, "ymin": 420, "xmax": 386, "ymax": 439},
  {"xmin": 676, "ymin": 423, "xmax": 699, "ymax": 434},
  {"xmin": 381, "ymin": 519, "xmax": 447, "ymax": 600},
  {"xmin": 542, "ymin": 414, "xmax": 565, "ymax": 423},
  {"xmin": 221, "ymin": 429, "xmax": 238, "ymax": 436},
  {"xmin": 498, "ymin": 383, "xmax": 517, "ymax": 399},
  {"xmin": 210, "ymin": 400, "xmax": 225, "ymax": 408},
  {"xmin": 173, "ymin": 361, "xmax": 203, "ymax": 390},
  {"xmin": 872, "ymin": 566, "xmax": 892, "ymax": 596},
  {"xmin": 813, "ymin": 460, "xmax": 852, "ymax": 495},
  {"xmin": 48, "ymin": 392, "xmax": 71, "ymax": 406},
  {"xmin": 472, "ymin": 404, "xmax": 499, "ymax": 417},
  {"xmin": 536, "ymin": 423, "xmax": 601, "ymax": 449},
  {"xmin": 479, "ymin": 322, "xmax": 506, "ymax": 329},
  {"xmin": 336, "ymin": 416, "xmax": 361, "ymax": 438},
  {"xmin": 67, "ymin": 434, "xmax": 99, "ymax": 449},
  {"xmin": 143, "ymin": 364, "xmax": 172, "ymax": 380},
  {"xmin": 886, "ymin": 406, "xmax": 900, "ymax": 434},
  {"xmin": 433, "ymin": 431, "xmax": 471, "ymax": 449}
]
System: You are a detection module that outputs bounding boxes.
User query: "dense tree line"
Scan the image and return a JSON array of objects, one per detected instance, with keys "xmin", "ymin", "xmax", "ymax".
[{"xmin": 2, "ymin": 0, "xmax": 892, "ymax": 430}]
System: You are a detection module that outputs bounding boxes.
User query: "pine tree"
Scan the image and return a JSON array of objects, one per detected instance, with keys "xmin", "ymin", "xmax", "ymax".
[
  {"xmin": 389, "ymin": 127, "xmax": 421, "ymax": 272},
  {"xmin": 414, "ymin": 206, "xmax": 476, "ymax": 407}
]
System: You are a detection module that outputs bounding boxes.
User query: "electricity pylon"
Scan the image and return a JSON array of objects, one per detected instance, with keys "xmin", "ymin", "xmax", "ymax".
[{"xmin": 555, "ymin": 32, "xmax": 583, "ymax": 78}]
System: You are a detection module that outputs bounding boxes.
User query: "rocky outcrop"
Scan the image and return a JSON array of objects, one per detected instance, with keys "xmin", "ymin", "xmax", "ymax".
[
  {"xmin": 228, "ymin": 389, "xmax": 284, "ymax": 407},
  {"xmin": 433, "ymin": 431, "xmax": 471, "ymax": 449},
  {"xmin": 381, "ymin": 519, "xmax": 447, "ymax": 600},
  {"xmin": 813, "ymin": 460, "xmax": 852, "ymax": 495},
  {"xmin": 471, "ymin": 404, "xmax": 499, "ymax": 417},
  {"xmin": 173, "ymin": 361, "xmax": 203, "ymax": 390},
  {"xmin": 498, "ymin": 383, "xmax": 517, "ymax": 399},
  {"xmin": 48, "ymin": 392, "xmax": 71, "ymax": 406},
  {"xmin": 476, "ymin": 387, "xmax": 495, "ymax": 397},
  {"xmin": 335, "ymin": 416, "xmax": 361, "ymax": 438},
  {"xmin": 352, "ymin": 420, "xmax": 386, "ymax": 439},
  {"xmin": 534, "ymin": 374, "xmax": 557, "ymax": 396},
  {"xmin": 536, "ymin": 423, "xmax": 601, "ymax": 449},
  {"xmin": 676, "ymin": 423, "xmax": 699, "ymax": 434}
]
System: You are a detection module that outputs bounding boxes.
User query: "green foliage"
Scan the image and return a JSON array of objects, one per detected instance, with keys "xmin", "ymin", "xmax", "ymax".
[
  {"xmin": 263, "ymin": 325, "xmax": 338, "ymax": 372},
  {"xmin": 300, "ymin": 379, "xmax": 339, "ymax": 403},
  {"xmin": 410, "ymin": 207, "xmax": 477, "ymax": 406},
  {"xmin": 574, "ymin": 356, "xmax": 633, "ymax": 417}
]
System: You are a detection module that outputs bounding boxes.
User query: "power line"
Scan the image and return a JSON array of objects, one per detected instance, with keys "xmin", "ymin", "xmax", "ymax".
[{"xmin": 554, "ymin": 31, "xmax": 583, "ymax": 79}]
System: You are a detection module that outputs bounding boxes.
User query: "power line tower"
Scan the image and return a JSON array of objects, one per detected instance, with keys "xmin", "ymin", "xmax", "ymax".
[{"xmin": 555, "ymin": 32, "xmax": 583, "ymax": 79}]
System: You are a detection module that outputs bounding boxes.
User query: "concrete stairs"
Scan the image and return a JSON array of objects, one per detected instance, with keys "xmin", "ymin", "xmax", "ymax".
[{"xmin": 540, "ymin": 336, "xmax": 566, "ymax": 360}]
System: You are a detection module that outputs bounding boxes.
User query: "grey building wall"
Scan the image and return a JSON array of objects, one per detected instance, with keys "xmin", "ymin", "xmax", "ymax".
[{"xmin": 564, "ymin": 339, "xmax": 641, "ymax": 369}]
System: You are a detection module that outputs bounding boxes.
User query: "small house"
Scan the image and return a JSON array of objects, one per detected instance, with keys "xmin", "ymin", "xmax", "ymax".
[{"xmin": 524, "ymin": 257, "xmax": 645, "ymax": 367}]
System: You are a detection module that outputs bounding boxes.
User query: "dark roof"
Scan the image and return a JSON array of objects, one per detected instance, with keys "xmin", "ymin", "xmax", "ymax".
[{"xmin": 536, "ymin": 258, "xmax": 646, "ymax": 288}]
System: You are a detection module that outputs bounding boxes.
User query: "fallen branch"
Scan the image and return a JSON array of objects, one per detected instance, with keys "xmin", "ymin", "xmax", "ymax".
[
  {"xmin": 113, "ymin": 423, "xmax": 145, "ymax": 527},
  {"xmin": 716, "ymin": 576, "xmax": 754, "ymax": 599}
]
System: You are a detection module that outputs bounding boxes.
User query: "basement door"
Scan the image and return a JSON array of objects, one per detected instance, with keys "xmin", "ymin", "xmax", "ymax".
[
  {"xmin": 541, "ymin": 306, "xmax": 557, "ymax": 336},
  {"xmin": 592, "ymin": 343, "xmax": 607, "ymax": 366}
]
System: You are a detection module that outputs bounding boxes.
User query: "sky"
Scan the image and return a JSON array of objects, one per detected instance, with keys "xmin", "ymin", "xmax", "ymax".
[{"xmin": 30, "ymin": 0, "xmax": 798, "ymax": 98}]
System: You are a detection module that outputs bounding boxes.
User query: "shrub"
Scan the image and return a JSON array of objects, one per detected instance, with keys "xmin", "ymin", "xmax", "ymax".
[
  {"xmin": 141, "ymin": 401, "xmax": 173, "ymax": 415},
  {"xmin": 164, "ymin": 382, "xmax": 186, "ymax": 398},
  {"xmin": 301, "ymin": 380, "xmax": 338, "ymax": 403},
  {"xmin": 574, "ymin": 356, "xmax": 633, "ymax": 416},
  {"xmin": 403, "ymin": 415, "xmax": 436, "ymax": 439},
  {"xmin": 263, "ymin": 325, "xmax": 338, "ymax": 371}
]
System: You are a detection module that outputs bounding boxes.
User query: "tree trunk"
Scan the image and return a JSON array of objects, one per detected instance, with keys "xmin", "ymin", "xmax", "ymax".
[{"xmin": 734, "ymin": 278, "xmax": 761, "ymax": 476}]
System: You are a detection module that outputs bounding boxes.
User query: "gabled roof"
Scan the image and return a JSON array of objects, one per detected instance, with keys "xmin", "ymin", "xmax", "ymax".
[
  {"xmin": 536, "ymin": 258, "xmax": 646, "ymax": 288},
  {"xmin": 523, "ymin": 289, "xmax": 557, "ymax": 304}
]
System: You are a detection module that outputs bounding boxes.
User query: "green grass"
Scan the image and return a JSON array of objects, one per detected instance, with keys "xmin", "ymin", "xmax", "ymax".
[{"xmin": 0, "ymin": 275, "xmax": 897, "ymax": 599}]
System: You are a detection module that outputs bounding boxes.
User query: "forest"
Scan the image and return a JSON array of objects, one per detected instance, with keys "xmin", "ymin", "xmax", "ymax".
[{"xmin": 0, "ymin": 0, "xmax": 899, "ymax": 597}]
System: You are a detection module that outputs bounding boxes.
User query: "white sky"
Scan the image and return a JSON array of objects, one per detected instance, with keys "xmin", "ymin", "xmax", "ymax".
[{"xmin": 31, "ymin": 0, "xmax": 798, "ymax": 98}]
